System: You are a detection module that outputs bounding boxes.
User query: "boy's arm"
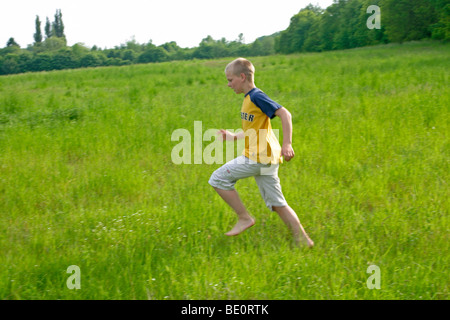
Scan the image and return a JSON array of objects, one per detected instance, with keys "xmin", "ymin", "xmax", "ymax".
[
  {"xmin": 274, "ymin": 107, "xmax": 295, "ymax": 161},
  {"xmin": 217, "ymin": 129, "xmax": 245, "ymax": 141}
]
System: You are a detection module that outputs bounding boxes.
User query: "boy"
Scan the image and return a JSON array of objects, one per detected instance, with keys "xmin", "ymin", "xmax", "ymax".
[{"xmin": 208, "ymin": 58, "xmax": 314, "ymax": 248}]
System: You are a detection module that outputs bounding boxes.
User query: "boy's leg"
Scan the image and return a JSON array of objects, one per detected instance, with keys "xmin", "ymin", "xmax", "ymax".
[
  {"xmin": 209, "ymin": 156, "xmax": 260, "ymax": 236},
  {"xmin": 213, "ymin": 188, "xmax": 255, "ymax": 236},
  {"xmin": 254, "ymin": 166, "xmax": 314, "ymax": 248},
  {"xmin": 273, "ymin": 205, "xmax": 314, "ymax": 248}
]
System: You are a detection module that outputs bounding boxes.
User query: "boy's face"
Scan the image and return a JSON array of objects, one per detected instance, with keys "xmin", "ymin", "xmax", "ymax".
[{"xmin": 226, "ymin": 70, "xmax": 246, "ymax": 94}]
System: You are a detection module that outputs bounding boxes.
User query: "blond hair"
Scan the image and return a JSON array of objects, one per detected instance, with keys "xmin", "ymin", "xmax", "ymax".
[{"xmin": 225, "ymin": 58, "xmax": 255, "ymax": 83}]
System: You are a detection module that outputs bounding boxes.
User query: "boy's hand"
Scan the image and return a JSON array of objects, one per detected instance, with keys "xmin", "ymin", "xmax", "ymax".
[
  {"xmin": 281, "ymin": 144, "xmax": 295, "ymax": 161},
  {"xmin": 217, "ymin": 129, "xmax": 236, "ymax": 141}
]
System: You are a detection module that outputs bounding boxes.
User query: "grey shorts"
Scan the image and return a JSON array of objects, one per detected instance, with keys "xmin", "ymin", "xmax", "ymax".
[{"xmin": 208, "ymin": 155, "xmax": 288, "ymax": 211}]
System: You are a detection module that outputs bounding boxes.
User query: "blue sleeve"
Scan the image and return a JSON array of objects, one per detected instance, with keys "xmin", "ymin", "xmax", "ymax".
[{"xmin": 250, "ymin": 90, "xmax": 283, "ymax": 119}]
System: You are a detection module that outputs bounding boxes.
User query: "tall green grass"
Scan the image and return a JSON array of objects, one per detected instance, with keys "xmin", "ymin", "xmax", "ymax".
[{"xmin": 0, "ymin": 40, "xmax": 448, "ymax": 299}]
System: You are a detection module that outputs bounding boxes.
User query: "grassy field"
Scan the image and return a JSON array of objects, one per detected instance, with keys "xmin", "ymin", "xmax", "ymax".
[{"xmin": 0, "ymin": 40, "xmax": 448, "ymax": 300}]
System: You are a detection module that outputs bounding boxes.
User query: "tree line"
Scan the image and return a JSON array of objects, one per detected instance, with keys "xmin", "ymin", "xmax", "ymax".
[
  {"xmin": 1, "ymin": 0, "xmax": 448, "ymax": 75},
  {"xmin": 275, "ymin": 0, "xmax": 449, "ymax": 54}
]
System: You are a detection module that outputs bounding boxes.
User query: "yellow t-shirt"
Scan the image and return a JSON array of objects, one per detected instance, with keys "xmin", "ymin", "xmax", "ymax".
[{"xmin": 241, "ymin": 88, "xmax": 283, "ymax": 164}]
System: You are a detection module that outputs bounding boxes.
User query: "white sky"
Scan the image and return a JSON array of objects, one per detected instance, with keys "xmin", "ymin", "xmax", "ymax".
[{"xmin": 1, "ymin": 0, "xmax": 335, "ymax": 49}]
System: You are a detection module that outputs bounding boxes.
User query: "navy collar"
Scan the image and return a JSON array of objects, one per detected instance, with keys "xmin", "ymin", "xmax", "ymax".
[{"xmin": 245, "ymin": 87, "xmax": 258, "ymax": 97}]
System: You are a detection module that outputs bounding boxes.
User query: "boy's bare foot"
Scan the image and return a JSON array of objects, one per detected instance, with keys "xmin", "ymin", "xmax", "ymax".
[
  {"xmin": 225, "ymin": 216, "xmax": 255, "ymax": 236},
  {"xmin": 295, "ymin": 235, "xmax": 314, "ymax": 248}
]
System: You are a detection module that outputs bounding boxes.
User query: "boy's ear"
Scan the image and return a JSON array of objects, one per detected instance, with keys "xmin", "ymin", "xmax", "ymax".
[{"xmin": 240, "ymin": 73, "xmax": 246, "ymax": 81}]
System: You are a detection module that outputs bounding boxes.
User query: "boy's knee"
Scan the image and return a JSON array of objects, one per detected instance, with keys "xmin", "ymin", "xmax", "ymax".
[{"xmin": 208, "ymin": 170, "xmax": 235, "ymax": 191}]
